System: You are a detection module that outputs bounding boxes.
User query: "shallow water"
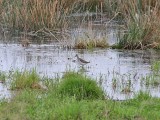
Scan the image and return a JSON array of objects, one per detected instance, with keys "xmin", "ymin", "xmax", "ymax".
[
  {"xmin": 0, "ymin": 43, "xmax": 160, "ymax": 100},
  {"xmin": 0, "ymin": 21, "xmax": 160, "ymax": 100}
]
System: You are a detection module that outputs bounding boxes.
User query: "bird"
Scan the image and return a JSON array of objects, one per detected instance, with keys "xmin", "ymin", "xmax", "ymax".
[{"xmin": 75, "ymin": 54, "xmax": 90, "ymax": 66}]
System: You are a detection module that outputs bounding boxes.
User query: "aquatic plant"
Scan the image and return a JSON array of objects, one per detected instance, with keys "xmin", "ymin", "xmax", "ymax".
[
  {"xmin": 0, "ymin": 0, "xmax": 160, "ymax": 49},
  {"xmin": 112, "ymin": 78, "xmax": 117, "ymax": 90},
  {"xmin": 0, "ymin": 0, "xmax": 71, "ymax": 32},
  {"xmin": 116, "ymin": 0, "xmax": 160, "ymax": 49},
  {"xmin": 121, "ymin": 79, "xmax": 132, "ymax": 94},
  {"xmin": 146, "ymin": 75, "xmax": 160, "ymax": 87},
  {"xmin": 73, "ymin": 29, "xmax": 109, "ymax": 49},
  {"xmin": 0, "ymin": 0, "xmax": 104, "ymax": 35},
  {"xmin": 142, "ymin": 61, "xmax": 160, "ymax": 87},
  {"xmin": 0, "ymin": 71, "xmax": 6, "ymax": 83},
  {"xmin": 74, "ymin": 37, "xmax": 109, "ymax": 49},
  {"xmin": 121, "ymin": 87, "xmax": 132, "ymax": 94},
  {"xmin": 11, "ymin": 69, "xmax": 40, "ymax": 90},
  {"xmin": 151, "ymin": 61, "xmax": 160, "ymax": 73}
]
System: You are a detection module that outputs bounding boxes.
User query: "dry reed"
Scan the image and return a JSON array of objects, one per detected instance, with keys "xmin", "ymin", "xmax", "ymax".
[{"xmin": 117, "ymin": 0, "xmax": 160, "ymax": 49}]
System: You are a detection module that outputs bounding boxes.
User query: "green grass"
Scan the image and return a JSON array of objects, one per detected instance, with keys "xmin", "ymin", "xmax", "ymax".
[
  {"xmin": 141, "ymin": 61, "xmax": 160, "ymax": 87},
  {"xmin": 0, "ymin": 71, "xmax": 6, "ymax": 83},
  {"xmin": 11, "ymin": 70, "xmax": 40, "ymax": 90},
  {"xmin": 0, "ymin": 71, "xmax": 160, "ymax": 120},
  {"xmin": 151, "ymin": 61, "xmax": 160, "ymax": 73},
  {"xmin": 58, "ymin": 72, "xmax": 105, "ymax": 100},
  {"xmin": 1, "ymin": 88, "xmax": 160, "ymax": 120},
  {"xmin": 117, "ymin": 20, "xmax": 152, "ymax": 50}
]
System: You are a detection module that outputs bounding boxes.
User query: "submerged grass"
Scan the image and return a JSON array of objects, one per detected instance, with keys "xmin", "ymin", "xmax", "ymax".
[
  {"xmin": 0, "ymin": 71, "xmax": 6, "ymax": 83},
  {"xmin": 0, "ymin": 71, "xmax": 160, "ymax": 119},
  {"xmin": 142, "ymin": 61, "xmax": 160, "ymax": 87}
]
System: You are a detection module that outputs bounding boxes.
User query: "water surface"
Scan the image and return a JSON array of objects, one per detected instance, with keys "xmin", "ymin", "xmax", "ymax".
[
  {"xmin": 0, "ymin": 43, "xmax": 160, "ymax": 100},
  {"xmin": 0, "ymin": 21, "xmax": 160, "ymax": 100}
]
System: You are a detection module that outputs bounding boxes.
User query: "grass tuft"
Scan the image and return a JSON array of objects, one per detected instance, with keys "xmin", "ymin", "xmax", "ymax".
[
  {"xmin": 57, "ymin": 72, "xmax": 105, "ymax": 100},
  {"xmin": 74, "ymin": 31, "xmax": 109, "ymax": 49},
  {"xmin": 11, "ymin": 70, "xmax": 40, "ymax": 90},
  {"xmin": 116, "ymin": 0, "xmax": 160, "ymax": 49}
]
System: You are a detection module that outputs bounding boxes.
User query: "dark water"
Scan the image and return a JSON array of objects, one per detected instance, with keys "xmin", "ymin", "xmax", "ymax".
[{"xmin": 0, "ymin": 22, "xmax": 160, "ymax": 100}]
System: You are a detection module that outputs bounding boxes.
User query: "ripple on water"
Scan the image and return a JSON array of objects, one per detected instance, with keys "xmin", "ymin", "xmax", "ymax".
[{"xmin": 0, "ymin": 43, "xmax": 160, "ymax": 100}]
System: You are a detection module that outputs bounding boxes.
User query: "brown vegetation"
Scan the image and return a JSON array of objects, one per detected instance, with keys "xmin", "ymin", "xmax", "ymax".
[
  {"xmin": 0, "ymin": 0, "xmax": 103, "ymax": 32},
  {"xmin": 0, "ymin": 0, "xmax": 72, "ymax": 31},
  {"xmin": 115, "ymin": 0, "xmax": 160, "ymax": 49},
  {"xmin": 0, "ymin": 0, "xmax": 160, "ymax": 49},
  {"xmin": 74, "ymin": 38, "xmax": 108, "ymax": 49}
]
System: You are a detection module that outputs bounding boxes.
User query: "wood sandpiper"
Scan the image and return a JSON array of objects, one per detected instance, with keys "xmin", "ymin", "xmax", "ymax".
[{"xmin": 75, "ymin": 54, "xmax": 90, "ymax": 66}]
